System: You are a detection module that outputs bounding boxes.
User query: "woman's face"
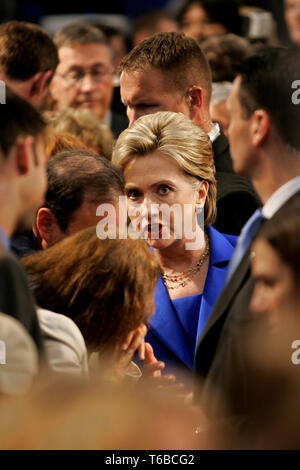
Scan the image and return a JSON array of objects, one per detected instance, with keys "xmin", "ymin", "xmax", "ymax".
[
  {"xmin": 250, "ymin": 238, "xmax": 296, "ymax": 329},
  {"xmin": 123, "ymin": 151, "xmax": 208, "ymax": 250},
  {"xmin": 180, "ymin": 2, "xmax": 227, "ymax": 43}
]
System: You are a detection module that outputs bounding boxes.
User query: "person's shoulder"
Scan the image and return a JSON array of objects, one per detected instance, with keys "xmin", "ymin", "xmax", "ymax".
[
  {"xmin": 37, "ymin": 308, "xmax": 86, "ymax": 350},
  {"xmin": 208, "ymin": 225, "xmax": 238, "ymax": 247},
  {"xmin": 0, "ymin": 246, "xmax": 29, "ymax": 282},
  {"xmin": 221, "ymin": 232, "xmax": 238, "ymax": 248}
]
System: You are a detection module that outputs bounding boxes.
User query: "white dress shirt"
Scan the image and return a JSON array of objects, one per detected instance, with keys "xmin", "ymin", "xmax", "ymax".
[
  {"xmin": 262, "ymin": 175, "xmax": 300, "ymax": 219},
  {"xmin": 208, "ymin": 123, "xmax": 221, "ymax": 143}
]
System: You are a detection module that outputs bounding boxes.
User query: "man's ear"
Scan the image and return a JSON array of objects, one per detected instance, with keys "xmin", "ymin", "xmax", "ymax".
[
  {"xmin": 188, "ymin": 86, "xmax": 203, "ymax": 119},
  {"xmin": 15, "ymin": 135, "xmax": 35, "ymax": 175},
  {"xmin": 29, "ymin": 70, "xmax": 53, "ymax": 100},
  {"xmin": 36, "ymin": 207, "xmax": 63, "ymax": 248},
  {"xmin": 251, "ymin": 109, "xmax": 270, "ymax": 147}
]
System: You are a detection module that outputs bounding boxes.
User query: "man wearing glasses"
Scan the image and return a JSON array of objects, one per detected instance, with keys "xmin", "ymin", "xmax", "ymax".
[{"xmin": 50, "ymin": 21, "xmax": 128, "ymax": 139}]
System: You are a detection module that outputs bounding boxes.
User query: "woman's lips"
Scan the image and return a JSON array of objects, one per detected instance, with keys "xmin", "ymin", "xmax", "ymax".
[{"xmin": 144, "ymin": 223, "xmax": 163, "ymax": 238}]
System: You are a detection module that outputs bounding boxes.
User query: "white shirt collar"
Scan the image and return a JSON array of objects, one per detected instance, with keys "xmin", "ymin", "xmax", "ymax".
[
  {"xmin": 208, "ymin": 123, "xmax": 221, "ymax": 143},
  {"xmin": 262, "ymin": 175, "xmax": 300, "ymax": 219},
  {"xmin": 102, "ymin": 110, "xmax": 112, "ymax": 128}
]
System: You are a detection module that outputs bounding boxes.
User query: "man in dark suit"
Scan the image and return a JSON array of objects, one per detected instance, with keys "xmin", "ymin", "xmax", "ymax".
[
  {"xmin": 0, "ymin": 88, "xmax": 48, "ymax": 356},
  {"xmin": 50, "ymin": 21, "xmax": 128, "ymax": 139},
  {"xmin": 119, "ymin": 32, "xmax": 260, "ymax": 236},
  {"xmin": 194, "ymin": 46, "xmax": 300, "ymax": 422}
]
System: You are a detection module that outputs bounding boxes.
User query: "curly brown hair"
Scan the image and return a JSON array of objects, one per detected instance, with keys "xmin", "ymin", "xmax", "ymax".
[{"xmin": 23, "ymin": 227, "xmax": 159, "ymax": 353}]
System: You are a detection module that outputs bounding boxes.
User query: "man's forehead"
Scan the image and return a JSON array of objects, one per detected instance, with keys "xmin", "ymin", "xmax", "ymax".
[
  {"xmin": 120, "ymin": 68, "xmax": 170, "ymax": 99},
  {"xmin": 58, "ymin": 43, "xmax": 112, "ymax": 67}
]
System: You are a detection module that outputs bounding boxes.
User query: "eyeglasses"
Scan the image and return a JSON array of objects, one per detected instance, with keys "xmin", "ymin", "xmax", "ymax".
[{"xmin": 56, "ymin": 67, "xmax": 113, "ymax": 87}]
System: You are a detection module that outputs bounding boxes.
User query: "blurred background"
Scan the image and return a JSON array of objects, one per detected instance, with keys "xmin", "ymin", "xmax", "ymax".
[{"xmin": 0, "ymin": 1, "xmax": 293, "ymax": 47}]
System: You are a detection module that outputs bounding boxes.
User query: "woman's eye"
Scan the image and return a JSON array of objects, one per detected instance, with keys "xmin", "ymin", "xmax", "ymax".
[
  {"xmin": 126, "ymin": 189, "xmax": 140, "ymax": 200},
  {"xmin": 158, "ymin": 185, "xmax": 171, "ymax": 195}
]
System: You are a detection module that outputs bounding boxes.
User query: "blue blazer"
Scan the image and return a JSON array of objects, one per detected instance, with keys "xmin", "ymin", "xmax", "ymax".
[{"xmin": 145, "ymin": 226, "xmax": 237, "ymax": 383}]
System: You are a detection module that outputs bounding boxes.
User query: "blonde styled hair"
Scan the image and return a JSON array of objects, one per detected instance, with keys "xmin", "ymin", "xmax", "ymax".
[
  {"xmin": 48, "ymin": 108, "xmax": 114, "ymax": 160},
  {"xmin": 112, "ymin": 111, "xmax": 217, "ymax": 226}
]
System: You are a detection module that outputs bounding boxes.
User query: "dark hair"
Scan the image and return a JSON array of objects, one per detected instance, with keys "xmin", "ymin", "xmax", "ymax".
[
  {"xmin": 23, "ymin": 227, "xmax": 160, "ymax": 352},
  {"xmin": 45, "ymin": 149, "xmax": 125, "ymax": 232},
  {"xmin": 0, "ymin": 21, "xmax": 58, "ymax": 81},
  {"xmin": 178, "ymin": 0, "xmax": 243, "ymax": 37},
  {"xmin": 120, "ymin": 32, "xmax": 212, "ymax": 102},
  {"xmin": 133, "ymin": 9, "xmax": 177, "ymax": 36},
  {"xmin": 238, "ymin": 46, "xmax": 300, "ymax": 151},
  {"xmin": 201, "ymin": 33, "xmax": 252, "ymax": 82},
  {"xmin": 255, "ymin": 193, "xmax": 300, "ymax": 286},
  {"xmin": 0, "ymin": 88, "xmax": 46, "ymax": 156},
  {"xmin": 54, "ymin": 21, "xmax": 109, "ymax": 49}
]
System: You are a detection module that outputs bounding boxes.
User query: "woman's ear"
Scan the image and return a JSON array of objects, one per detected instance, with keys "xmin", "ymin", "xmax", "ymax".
[{"xmin": 196, "ymin": 180, "xmax": 209, "ymax": 207}]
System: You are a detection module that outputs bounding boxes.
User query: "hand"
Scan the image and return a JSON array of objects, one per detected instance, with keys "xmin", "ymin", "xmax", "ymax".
[
  {"xmin": 142, "ymin": 342, "xmax": 165, "ymax": 377},
  {"xmin": 141, "ymin": 343, "xmax": 186, "ymax": 395},
  {"xmin": 121, "ymin": 323, "xmax": 147, "ymax": 360}
]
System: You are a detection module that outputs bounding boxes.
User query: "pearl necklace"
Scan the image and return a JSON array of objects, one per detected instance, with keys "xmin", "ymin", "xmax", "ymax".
[{"xmin": 161, "ymin": 232, "xmax": 210, "ymax": 290}]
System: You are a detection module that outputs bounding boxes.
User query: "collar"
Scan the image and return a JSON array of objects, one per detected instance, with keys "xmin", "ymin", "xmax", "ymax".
[
  {"xmin": 207, "ymin": 225, "xmax": 236, "ymax": 266},
  {"xmin": 0, "ymin": 226, "xmax": 9, "ymax": 250},
  {"xmin": 208, "ymin": 123, "xmax": 221, "ymax": 143},
  {"xmin": 102, "ymin": 110, "xmax": 112, "ymax": 128},
  {"xmin": 263, "ymin": 175, "xmax": 300, "ymax": 219}
]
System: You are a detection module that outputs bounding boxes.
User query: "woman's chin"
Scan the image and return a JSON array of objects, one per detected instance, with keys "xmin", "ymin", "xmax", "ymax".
[{"xmin": 145, "ymin": 237, "xmax": 175, "ymax": 250}]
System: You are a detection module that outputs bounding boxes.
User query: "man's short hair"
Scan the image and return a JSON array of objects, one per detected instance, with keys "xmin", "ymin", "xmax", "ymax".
[
  {"xmin": 0, "ymin": 88, "xmax": 46, "ymax": 157},
  {"xmin": 119, "ymin": 32, "xmax": 212, "ymax": 102},
  {"xmin": 238, "ymin": 46, "xmax": 300, "ymax": 152},
  {"xmin": 53, "ymin": 21, "xmax": 108, "ymax": 49},
  {"xmin": 0, "ymin": 21, "xmax": 58, "ymax": 81},
  {"xmin": 45, "ymin": 149, "xmax": 125, "ymax": 232}
]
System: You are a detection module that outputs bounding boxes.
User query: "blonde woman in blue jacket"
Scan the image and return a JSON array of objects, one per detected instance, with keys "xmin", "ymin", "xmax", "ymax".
[{"xmin": 112, "ymin": 111, "xmax": 237, "ymax": 388}]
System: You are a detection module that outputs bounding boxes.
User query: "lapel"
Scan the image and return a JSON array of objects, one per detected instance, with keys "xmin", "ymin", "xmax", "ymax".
[
  {"xmin": 195, "ymin": 227, "xmax": 236, "ymax": 354},
  {"xmin": 197, "ymin": 243, "xmax": 252, "ymax": 352},
  {"xmin": 151, "ymin": 276, "xmax": 193, "ymax": 368},
  {"xmin": 150, "ymin": 226, "xmax": 236, "ymax": 369}
]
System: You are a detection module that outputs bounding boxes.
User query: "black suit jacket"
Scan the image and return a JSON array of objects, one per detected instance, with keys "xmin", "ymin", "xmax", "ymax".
[
  {"xmin": 194, "ymin": 190, "xmax": 300, "ymax": 420},
  {"xmin": 0, "ymin": 244, "xmax": 44, "ymax": 357},
  {"xmin": 111, "ymin": 111, "xmax": 129, "ymax": 139},
  {"xmin": 212, "ymin": 132, "xmax": 261, "ymax": 235}
]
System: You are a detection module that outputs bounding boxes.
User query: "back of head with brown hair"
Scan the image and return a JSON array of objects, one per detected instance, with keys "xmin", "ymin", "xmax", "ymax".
[
  {"xmin": 22, "ymin": 227, "xmax": 160, "ymax": 353},
  {"xmin": 119, "ymin": 32, "xmax": 212, "ymax": 102},
  {"xmin": 45, "ymin": 131, "xmax": 89, "ymax": 159},
  {"xmin": 0, "ymin": 21, "xmax": 58, "ymax": 81}
]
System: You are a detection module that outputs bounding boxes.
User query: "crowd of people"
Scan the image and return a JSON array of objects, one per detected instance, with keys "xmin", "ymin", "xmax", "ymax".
[{"xmin": 0, "ymin": 0, "xmax": 300, "ymax": 450}]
